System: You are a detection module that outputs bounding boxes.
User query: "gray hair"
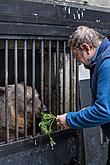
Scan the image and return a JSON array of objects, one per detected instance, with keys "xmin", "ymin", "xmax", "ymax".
[{"xmin": 68, "ymin": 26, "xmax": 105, "ymax": 49}]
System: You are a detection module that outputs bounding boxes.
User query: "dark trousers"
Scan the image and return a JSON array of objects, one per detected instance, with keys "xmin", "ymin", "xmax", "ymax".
[{"xmin": 106, "ymin": 141, "xmax": 110, "ymax": 165}]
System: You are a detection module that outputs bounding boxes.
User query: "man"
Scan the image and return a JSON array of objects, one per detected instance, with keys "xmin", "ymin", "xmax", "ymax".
[{"xmin": 56, "ymin": 26, "xmax": 110, "ymax": 164}]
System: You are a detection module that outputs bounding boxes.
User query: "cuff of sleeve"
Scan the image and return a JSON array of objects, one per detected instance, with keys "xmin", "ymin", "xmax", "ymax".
[{"xmin": 66, "ymin": 112, "xmax": 77, "ymax": 128}]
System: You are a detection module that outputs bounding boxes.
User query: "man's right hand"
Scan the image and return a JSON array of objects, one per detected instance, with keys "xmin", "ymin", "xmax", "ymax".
[{"xmin": 56, "ymin": 113, "xmax": 70, "ymax": 129}]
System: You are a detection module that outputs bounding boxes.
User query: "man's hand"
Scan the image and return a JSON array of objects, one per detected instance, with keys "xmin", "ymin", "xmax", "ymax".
[{"xmin": 56, "ymin": 113, "xmax": 70, "ymax": 129}]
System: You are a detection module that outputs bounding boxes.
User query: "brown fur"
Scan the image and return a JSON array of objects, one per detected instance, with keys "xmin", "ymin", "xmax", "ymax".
[{"xmin": 0, "ymin": 83, "xmax": 41, "ymax": 141}]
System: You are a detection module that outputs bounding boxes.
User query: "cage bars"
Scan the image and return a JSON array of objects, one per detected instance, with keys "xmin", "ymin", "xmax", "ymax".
[
  {"xmin": 41, "ymin": 40, "xmax": 44, "ymax": 112},
  {"xmin": 5, "ymin": 40, "xmax": 9, "ymax": 143},
  {"xmin": 0, "ymin": 37, "xmax": 76, "ymax": 145},
  {"xmin": 32, "ymin": 40, "xmax": 36, "ymax": 136},
  {"xmin": 14, "ymin": 40, "xmax": 19, "ymax": 140},
  {"xmin": 48, "ymin": 41, "xmax": 52, "ymax": 113},
  {"xmin": 24, "ymin": 40, "xmax": 27, "ymax": 138},
  {"xmin": 69, "ymin": 49, "xmax": 73, "ymax": 112},
  {"xmin": 56, "ymin": 41, "xmax": 60, "ymax": 115},
  {"xmin": 63, "ymin": 41, "xmax": 66, "ymax": 114}
]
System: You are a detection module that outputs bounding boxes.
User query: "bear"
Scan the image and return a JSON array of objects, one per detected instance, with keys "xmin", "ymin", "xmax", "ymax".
[{"xmin": 0, "ymin": 83, "xmax": 41, "ymax": 142}]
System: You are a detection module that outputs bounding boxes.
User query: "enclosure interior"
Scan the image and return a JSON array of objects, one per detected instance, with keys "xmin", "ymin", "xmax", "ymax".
[{"xmin": 0, "ymin": 38, "xmax": 75, "ymax": 144}]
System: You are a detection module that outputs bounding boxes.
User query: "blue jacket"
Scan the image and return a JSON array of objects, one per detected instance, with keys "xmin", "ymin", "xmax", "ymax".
[{"xmin": 66, "ymin": 38, "xmax": 110, "ymax": 139}]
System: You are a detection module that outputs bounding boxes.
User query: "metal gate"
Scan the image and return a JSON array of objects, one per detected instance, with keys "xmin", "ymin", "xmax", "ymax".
[
  {"xmin": 0, "ymin": 34, "xmax": 80, "ymax": 165},
  {"xmin": 0, "ymin": 35, "xmax": 76, "ymax": 142}
]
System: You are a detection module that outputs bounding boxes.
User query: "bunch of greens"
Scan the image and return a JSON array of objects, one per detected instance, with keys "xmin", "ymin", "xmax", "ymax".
[{"xmin": 39, "ymin": 112, "xmax": 56, "ymax": 149}]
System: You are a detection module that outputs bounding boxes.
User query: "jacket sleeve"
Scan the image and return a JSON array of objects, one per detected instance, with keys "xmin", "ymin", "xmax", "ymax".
[{"xmin": 66, "ymin": 59, "xmax": 110, "ymax": 129}]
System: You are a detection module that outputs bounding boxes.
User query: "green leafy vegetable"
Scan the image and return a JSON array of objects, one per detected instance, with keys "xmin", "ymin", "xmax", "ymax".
[{"xmin": 39, "ymin": 112, "xmax": 56, "ymax": 149}]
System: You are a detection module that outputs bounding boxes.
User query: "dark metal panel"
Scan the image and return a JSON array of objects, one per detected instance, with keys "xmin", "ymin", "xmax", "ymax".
[
  {"xmin": 0, "ymin": 23, "xmax": 73, "ymax": 36},
  {"xmin": 0, "ymin": 130, "xmax": 79, "ymax": 165},
  {"xmin": 80, "ymin": 79, "xmax": 108, "ymax": 165},
  {"xmin": 0, "ymin": 1, "xmax": 110, "ymax": 36},
  {"xmin": 80, "ymin": 79, "xmax": 91, "ymax": 108},
  {"xmin": 0, "ymin": 22, "xmax": 109, "ymax": 37},
  {"xmin": 0, "ymin": 0, "xmax": 110, "ymax": 27},
  {"xmin": 0, "ymin": 129, "xmax": 79, "ymax": 157},
  {"xmin": 0, "ymin": 35, "xmax": 68, "ymax": 40}
]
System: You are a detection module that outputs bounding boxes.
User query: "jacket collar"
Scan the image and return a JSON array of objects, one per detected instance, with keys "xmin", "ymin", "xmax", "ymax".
[{"xmin": 92, "ymin": 37, "xmax": 110, "ymax": 65}]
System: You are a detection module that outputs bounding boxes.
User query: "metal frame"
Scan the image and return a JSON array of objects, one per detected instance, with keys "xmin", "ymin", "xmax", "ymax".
[{"xmin": 0, "ymin": 36, "xmax": 76, "ymax": 149}]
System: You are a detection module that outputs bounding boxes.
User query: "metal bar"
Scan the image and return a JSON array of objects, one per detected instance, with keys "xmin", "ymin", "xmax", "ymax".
[
  {"xmin": 0, "ymin": 128, "xmax": 78, "ymax": 157},
  {"xmin": 76, "ymin": 60, "xmax": 79, "ymax": 112},
  {"xmin": 73, "ymin": 57, "xmax": 76, "ymax": 112},
  {"xmin": 14, "ymin": 40, "xmax": 18, "ymax": 140},
  {"xmin": 38, "ymin": 37, "xmax": 68, "ymax": 41},
  {"xmin": 56, "ymin": 41, "xmax": 60, "ymax": 115},
  {"xmin": 32, "ymin": 40, "xmax": 36, "ymax": 136},
  {"xmin": 24, "ymin": 39, "xmax": 27, "ymax": 138},
  {"xmin": 48, "ymin": 41, "xmax": 52, "ymax": 113},
  {"xmin": 69, "ymin": 49, "xmax": 73, "ymax": 112},
  {"xmin": 63, "ymin": 41, "xmax": 66, "ymax": 114},
  {"xmin": 0, "ymin": 35, "xmax": 68, "ymax": 41},
  {"xmin": 41, "ymin": 40, "xmax": 44, "ymax": 111},
  {"xmin": 5, "ymin": 40, "xmax": 9, "ymax": 143}
]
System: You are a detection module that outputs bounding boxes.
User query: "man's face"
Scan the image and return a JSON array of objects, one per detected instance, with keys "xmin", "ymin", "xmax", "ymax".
[{"xmin": 73, "ymin": 45, "xmax": 95, "ymax": 69}]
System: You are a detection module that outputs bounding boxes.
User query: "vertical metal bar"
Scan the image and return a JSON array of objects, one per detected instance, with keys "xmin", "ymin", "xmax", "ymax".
[
  {"xmin": 73, "ymin": 57, "xmax": 77, "ymax": 112},
  {"xmin": 5, "ymin": 40, "xmax": 9, "ymax": 143},
  {"xmin": 14, "ymin": 40, "xmax": 18, "ymax": 140},
  {"xmin": 76, "ymin": 60, "xmax": 79, "ymax": 112},
  {"xmin": 24, "ymin": 39, "xmax": 27, "ymax": 138},
  {"xmin": 32, "ymin": 40, "xmax": 35, "ymax": 136},
  {"xmin": 69, "ymin": 49, "xmax": 73, "ymax": 112},
  {"xmin": 56, "ymin": 41, "xmax": 60, "ymax": 115},
  {"xmin": 48, "ymin": 41, "xmax": 51, "ymax": 113},
  {"xmin": 63, "ymin": 41, "xmax": 66, "ymax": 114},
  {"xmin": 41, "ymin": 40, "xmax": 44, "ymax": 111}
]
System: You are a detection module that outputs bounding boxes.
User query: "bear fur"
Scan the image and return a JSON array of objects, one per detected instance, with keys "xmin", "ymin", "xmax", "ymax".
[{"xmin": 0, "ymin": 83, "xmax": 41, "ymax": 141}]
